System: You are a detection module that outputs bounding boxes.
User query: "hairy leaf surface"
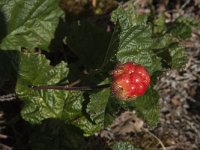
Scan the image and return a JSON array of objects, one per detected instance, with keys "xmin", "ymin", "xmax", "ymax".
[
  {"xmin": 16, "ymin": 52, "xmax": 69, "ymax": 123},
  {"xmin": 129, "ymin": 87, "xmax": 160, "ymax": 127},
  {"xmin": 0, "ymin": 0, "xmax": 63, "ymax": 50},
  {"xmin": 87, "ymin": 88, "xmax": 110, "ymax": 130}
]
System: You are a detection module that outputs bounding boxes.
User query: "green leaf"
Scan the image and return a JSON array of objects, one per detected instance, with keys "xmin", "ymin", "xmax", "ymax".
[
  {"xmin": 152, "ymin": 43, "xmax": 186, "ymax": 69},
  {"xmin": 71, "ymin": 115, "xmax": 101, "ymax": 136},
  {"xmin": 112, "ymin": 141, "xmax": 140, "ymax": 150},
  {"xmin": 117, "ymin": 48, "xmax": 162, "ymax": 75},
  {"xmin": 65, "ymin": 21, "xmax": 111, "ymax": 69},
  {"xmin": 169, "ymin": 44, "xmax": 187, "ymax": 69},
  {"xmin": 117, "ymin": 25, "xmax": 153, "ymax": 52},
  {"xmin": 109, "ymin": 5, "xmax": 163, "ymax": 75},
  {"xmin": 87, "ymin": 88, "xmax": 110, "ymax": 130},
  {"xmin": 16, "ymin": 51, "xmax": 69, "ymax": 123},
  {"xmin": 152, "ymin": 14, "xmax": 166, "ymax": 34},
  {"xmin": 151, "ymin": 34, "xmax": 173, "ymax": 50},
  {"xmin": 104, "ymin": 96, "xmax": 122, "ymax": 126},
  {"xmin": 167, "ymin": 16, "xmax": 198, "ymax": 40},
  {"xmin": 30, "ymin": 119, "xmax": 86, "ymax": 150},
  {"xmin": 101, "ymin": 2, "xmax": 148, "ymax": 68},
  {"xmin": 0, "ymin": 0, "xmax": 63, "ymax": 50},
  {"xmin": 16, "ymin": 51, "xmax": 101, "ymax": 136},
  {"xmin": 128, "ymin": 87, "xmax": 160, "ymax": 127},
  {"xmin": 111, "ymin": 3, "xmax": 148, "ymax": 29},
  {"xmin": 113, "ymin": 25, "xmax": 162, "ymax": 75}
]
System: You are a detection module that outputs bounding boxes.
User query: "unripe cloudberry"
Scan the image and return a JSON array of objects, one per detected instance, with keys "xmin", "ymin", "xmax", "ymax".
[{"xmin": 111, "ymin": 62, "xmax": 150, "ymax": 101}]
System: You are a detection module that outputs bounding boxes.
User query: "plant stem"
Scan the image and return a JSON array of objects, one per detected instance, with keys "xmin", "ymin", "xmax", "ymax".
[
  {"xmin": 143, "ymin": 128, "xmax": 166, "ymax": 150},
  {"xmin": 31, "ymin": 84, "xmax": 110, "ymax": 91}
]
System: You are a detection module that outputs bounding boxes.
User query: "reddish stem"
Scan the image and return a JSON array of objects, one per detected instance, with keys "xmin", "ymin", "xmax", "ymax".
[{"xmin": 31, "ymin": 84, "xmax": 110, "ymax": 91}]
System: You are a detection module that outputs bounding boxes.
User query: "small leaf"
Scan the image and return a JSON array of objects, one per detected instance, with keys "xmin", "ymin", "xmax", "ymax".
[
  {"xmin": 117, "ymin": 48, "xmax": 162, "ymax": 75},
  {"xmin": 167, "ymin": 16, "xmax": 198, "ymax": 40},
  {"xmin": 152, "ymin": 43, "xmax": 186, "ymax": 69},
  {"xmin": 0, "ymin": 0, "xmax": 63, "ymax": 50},
  {"xmin": 111, "ymin": 3, "xmax": 148, "ymax": 29},
  {"xmin": 128, "ymin": 87, "xmax": 160, "ymax": 127},
  {"xmin": 104, "ymin": 96, "xmax": 122, "ymax": 126},
  {"xmin": 30, "ymin": 119, "xmax": 86, "ymax": 150},
  {"xmin": 152, "ymin": 14, "xmax": 166, "ymax": 34},
  {"xmin": 169, "ymin": 44, "xmax": 187, "ymax": 69},
  {"xmin": 87, "ymin": 88, "xmax": 110, "ymax": 130},
  {"xmin": 151, "ymin": 34, "xmax": 173, "ymax": 50},
  {"xmin": 71, "ymin": 115, "xmax": 102, "ymax": 136},
  {"xmin": 112, "ymin": 141, "xmax": 140, "ymax": 150}
]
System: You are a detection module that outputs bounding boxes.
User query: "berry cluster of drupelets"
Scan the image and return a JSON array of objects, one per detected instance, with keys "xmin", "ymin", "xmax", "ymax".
[{"xmin": 111, "ymin": 62, "xmax": 150, "ymax": 101}]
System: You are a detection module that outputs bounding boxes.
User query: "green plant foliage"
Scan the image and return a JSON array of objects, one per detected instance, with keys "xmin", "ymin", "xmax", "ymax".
[
  {"xmin": 112, "ymin": 141, "xmax": 140, "ymax": 150},
  {"xmin": 169, "ymin": 44, "xmax": 187, "ymax": 69},
  {"xmin": 87, "ymin": 88, "xmax": 110, "ymax": 129},
  {"xmin": 15, "ymin": 1, "xmax": 191, "ymax": 134},
  {"xmin": 167, "ymin": 16, "xmax": 198, "ymax": 40},
  {"xmin": 16, "ymin": 51, "xmax": 100, "ymax": 136},
  {"xmin": 105, "ymin": 2, "xmax": 188, "ymax": 127},
  {"xmin": 30, "ymin": 119, "xmax": 86, "ymax": 150},
  {"xmin": 153, "ymin": 14, "xmax": 166, "ymax": 34},
  {"xmin": 101, "ymin": 4, "xmax": 149, "ymax": 68},
  {"xmin": 16, "ymin": 51, "xmax": 69, "ymax": 123},
  {"xmin": 110, "ymin": 6, "xmax": 162, "ymax": 75},
  {"xmin": 0, "ymin": 0, "xmax": 195, "ymax": 149},
  {"xmin": 111, "ymin": 4, "xmax": 148, "ymax": 28},
  {"xmin": 0, "ymin": 0, "xmax": 63, "ymax": 50},
  {"xmin": 128, "ymin": 87, "xmax": 160, "ymax": 127}
]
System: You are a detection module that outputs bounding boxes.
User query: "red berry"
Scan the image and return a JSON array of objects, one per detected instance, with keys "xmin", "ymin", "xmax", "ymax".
[
  {"xmin": 135, "ymin": 65, "xmax": 150, "ymax": 85},
  {"xmin": 130, "ymin": 73, "xmax": 142, "ymax": 83},
  {"xmin": 111, "ymin": 74, "xmax": 134, "ymax": 100},
  {"xmin": 143, "ymin": 74, "xmax": 150, "ymax": 86},
  {"xmin": 114, "ymin": 74, "xmax": 131, "ymax": 87},
  {"xmin": 135, "ymin": 82, "xmax": 147, "ymax": 96},
  {"xmin": 110, "ymin": 64, "xmax": 124, "ymax": 78},
  {"xmin": 111, "ymin": 62, "xmax": 150, "ymax": 101},
  {"xmin": 123, "ymin": 62, "xmax": 135, "ymax": 74},
  {"xmin": 129, "ymin": 83, "xmax": 137, "ymax": 95},
  {"xmin": 110, "ymin": 63, "xmax": 135, "ymax": 78}
]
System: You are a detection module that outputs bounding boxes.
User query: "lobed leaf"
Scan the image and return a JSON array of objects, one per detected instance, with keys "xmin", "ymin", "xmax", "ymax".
[
  {"xmin": 128, "ymin": 87, "xmax": 160, "ymax": 127},
  {"xmin": 101, "ymin": 2, "xmax": 149, "ymax": 68},
  {"xmin": 111, "ymin": 3, "xmax": 148, "ymax": 29},
  {"xmin": 0, "ymin": 0, "xmax": 63, "ymax": 50},
  {"xmin": 109, "ymin": 4, "xmax": 163, "ymax": 75},
  {"xmin": 16, "ymin": 51, "xmax": 70, "ymax": 123},
  {"xmin": 87, "ymin": 88, "xmax": 110, "ymax": 130},
  {"xmin": 169, "ymin": 44, "xmax": 187, "ymax": 69},
  {"xmin": 167, "ymin": 16, "xmax": 198, "ymax": 40},
  {"xmin": 16, "ymin": 51, "xmax": 102, "ymax": 136}
]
